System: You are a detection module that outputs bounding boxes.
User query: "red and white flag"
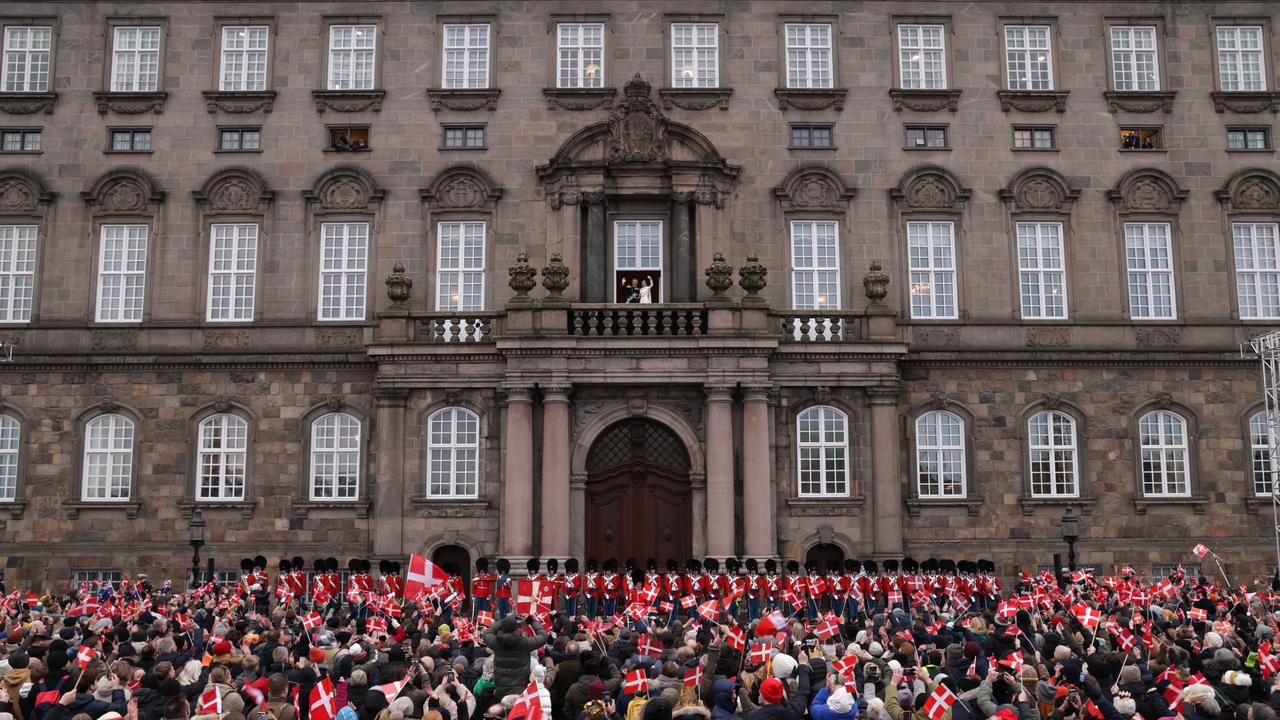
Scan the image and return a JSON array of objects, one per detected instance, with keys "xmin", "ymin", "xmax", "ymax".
[
  {"xmin": 404, "ymin": 554, "xmax": 449, "ymax": 601},
  {"xmin": 683, "ymin": 667, "xmax": 702, "ymax": 689},
  {"xmin": 755, "ymin": 610, "xmax": 787, "ymax": 637},
  {"xmin": 679, "ymin": 596, "xmax": 697, "ymax": 610},
  {"xmin": 723, "ymin": 624, "xmax": 746, "ymax": 652},
  {"xmin": 1188, "ymin": 607, "xmax": 1207, "ymax": 622},
  {"xmin": 375, "ymin": 678, "xmax": 410, "ymax": 703},
  {"xmin": 199, "ymin": 686, "xmax": 223, "ymax": 715},
  {"xmin": 748, "ymin": 641, "xmax": 773, "ymax": 666},
  {"xmin": 508, "ymin": 681, "xmax": 543, "ymax": 720},
  {"xmin": 999, "ymin": 651, "xmax": 1024, "ymax": 673},
  {"xmin": 243, "ymin": 685, "xmax": 266, "ymax": 708},
  {"xmin": 476, "ymin": 609, "xmax": 495, "ymax": 627},
  {"xmin": 637, "ymin": 634, "xmax": 662, "ymax": 658},
  {"xmin": 623, "ymin": 669, "xmax": 648, "ymax": 696},
  {"xmin": 74, "ymin": 645, "xmax": 96, "ymax": 670},
  {"xmin": 814, "ymin": 616, "xmax": 841, "ymax": 641},
  {"xmin": 1192, "ymin": 543, "xmax": 1210, "ymax": 558},
  {"xmin": 310, "ymin": 677, "xmax": 337, "ymax": 720},
  {"xmin": 301, "ymin": 612, "xmax": 323, "ymax": 630},
  {"xmin": 922, "ymin": 683, "xmax": 957, "ymax": 720},
  {"xmin": 832, "ymin": 656, "xmax": 858, "ymax": 679},
  {"xmin": 366, "ymin": 616, "xmax": 388, "ymax": 637},
  {"xmin": 696, "ymin": 600, "xmax": 720, "ymax": 622},
  {"xmin": 1070, "ymin": 604, "xmax": 1101, "ymax": 630}
]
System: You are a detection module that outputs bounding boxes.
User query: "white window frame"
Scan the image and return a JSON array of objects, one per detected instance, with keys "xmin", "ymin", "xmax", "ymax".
[
  {"xmin": 897, "ymin": 24, "xmax": 947, "ymax": 90},
  {"xmin": 907, "ymin": 221, "xmax": 957, "ymax": 319},
  {"xmin": 0, "ymin": 224, "xmax": 36, "ymax": 322},
  {"xmin": 71, "ymin": 569, "xmax": 122, "ymax": 586},
  {"xmin": 442, "ymin": 23, "xmax": 490, "ymax": 89},
  {"xmin": 1217, "ymin": 25, "xmax": 1267, "ymax": 92},
  {"xmin": 1124, "ymin": 222, "xmax": 1177, "ymax": 320},
  {"xmin": 796, "ymin": 405, "xmax": 850, "ymax": 498},
  {"xmin": 110, "ymin": 26, "xmax": 161, "ymax": 93},
  {"xmin": 1028, "ymin": 410, "xmax": 1078, "ymax": 498},
  {"xmin": 1250, "ymin": 411, "xmax": 1277, "ymax": 497},
  {"xmin": 327, "ymin": 24, "xmax": 376, "ymax": 91},
  {"xmin": 197, "ymin": 414, "xmax": 247, "ymax": 502},
  {"xmin": 1, "ymin": 26, "xmax": 52, "ymax": 93},
  {"xmin": 95, "ymin": 224, "xmax": 148, "ymax": 323},
  {"xmin": 0, "ymin": 414, "xmax": 18, "ymax": 502},
  {"xmin": 556, "ymin": 23, "xmax": 604, "ymax": 89},
  {"xmin": 435, "ymin": 221, "xmax": 486, "ymax": 311},
  {"xmin": 427, "ymin": 407, "xmax": 481, "ymax": 499},
  {"xmin": 206, "ymin": 223, "xmax": 258, "ymax": 322},
  {"xmin": 784, "ymin": 23, "xmax": 832, "ymax": 89},
  {"xmin": 1110, "ymin": 26, "xmax": 1160, "ymax": 92},
  {"xmin": 1016, "ymin": 222, "xmax": 1067, "ymax": 319},
  {"xmin": 1139, "ymin": 410, "xmax": 1190, "ymax": 498},
  {"xmin": 915, "ymin": 411, "xmax": 966, "ymax": 498},
  {"xmin": 614, "ymin": 220, "xmax": 663, "ymax": 300},
  {"xmin": 789, "ymin": 220, "xmax": 840, "ymax": 311},
  {"xmin": 219, "ymin": 25, "xmax": 269, "ymax": 92},
  {"xmin": 82, "ymin": 414, "xmax": 134, "ymax": 502},
  {"xmin": 309, "ymin": 412, "xmax": 361, "ymax": 501},
  {"xmin": 1004, "ymin": 25, "xmax": 1053, "ymax": 91},
  {"xmin": 318, "ymin": 222, "xmax": 368, "ymax": 322},
  {"xmin": 1233, "ymin": 222, "xmax": 1280, "ymax": 320},
  {"xmin": 671, "ymin": 22, "xmax": 718, "ymax": 88}
]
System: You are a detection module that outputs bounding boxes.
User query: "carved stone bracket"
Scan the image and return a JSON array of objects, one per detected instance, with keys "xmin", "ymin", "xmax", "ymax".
[
  {"xmin": 1210, "ymin": 91, "xmax": 1280, "ymax": 114},
  {"xmin": 1103, "ymin": 90, "xmax": 1176, "ymax": 114},
  {"xmin": 178, "ymin": 499, "xmax": 255, "ymax": 520},
  {"xmin": 312, "ymin": 89, "xmax": 385, "ymax": 113},
  {"xmin": 203, "ymin": 90, "xmax": 277, "ymax": 114},
  {"xmin": 64, "ymin": 501, "xmax": 142, "ymax": 520},
  {"xmin": 785, "ymin": 497, "xmax": 864, "ymax": 516},
  {"xmin": 905, "ymin": 498, "xmax": 982, "ymax": 517},
  {"xmin": 0, "ymin": 92, "xmax": 57, "ymax": 115},
  {"xmin": 659, "ymin": 87, "xmax": 733, "ymax": 111},
  {"xmin": 889, "ymin": 88, "xmax": 962, "ymax": 112},
  {"xmin": 1025, "ymin": 326, "xmax": 1071, "ymax": 348},
  {"xmin": 91, "ymin": 330, "xmax": 138, "ymax": 352},
  {"xmin": 774, "ymin": 88, "xmax": 847, "ymax": 111},
  {"xmin": 2, "ymin": 501, "xmax": 25, "ymax": 520},
  {"xmin": 293, "ymin": 501, "xmax": 371, "ymax": 518},
  {"xmin": 996, "ymin": 89, "xmax": 1069, "ymax": 113},
  {"xmin": 427, "ymin": 88, "xmax": 500, "ymax": 111},
  {"xmin": 411, "ymin": 499, "xmax": 490, "ymax": 518},
  {"xmin": 1133, "ymin": 496, "xmax": 1208, "ymax": 514},
  {"xmin": 542, "ymin": 87, "xmax": 616, "ymax": 111},
  {"xmin": 93, "ymin": 91, "xmax": 168, "ymax": 115}
]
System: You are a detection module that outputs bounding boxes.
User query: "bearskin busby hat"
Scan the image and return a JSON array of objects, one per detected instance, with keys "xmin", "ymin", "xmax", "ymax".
[
  {"xmin": 476, "ymin": 558, "xmax": 489, "ymax": 573},
  {"xmin": 496, "ymin": 558, "xmax": 511, "ymax": 574},
  {"xmin": 884, "ymin": 559, "xmax": 899, "ymax": 573},
  {"xmin": 526, "ymin": 558, "xmax": 540, "ymax": 575},
  {"xmin": 547, "ymin": 558, "xmax": 559, "ymax": 573},
  {"xmin": 704, "ymin": 558, "xmax": 719, "ymax": 573},
  {"xmin": 746, "ymin": 559, "xmax": 758, "ymax": 573},
  {"xmin": 864, "ymin": 560, "xmax": 879, "ymax": 574},
  {"xmin": 279, "ymin": 558, "xmax": 292, "ymax": 573},
  {"xmin": 240, "ymin": 558, "xmax": 254, "ymax": 573},
  {"xmin": 765, "ymin": 559, "xmax": 777, "ymax": 574},
  {"xmin": 566, "ymin": 558, "xmax": 579, "ymax": 573}
]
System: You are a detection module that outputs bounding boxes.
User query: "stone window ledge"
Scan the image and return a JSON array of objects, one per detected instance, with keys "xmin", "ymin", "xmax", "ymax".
[
  {"xmin": 542, "ymin": 87, "xmax": 616, "ymax": 111},
  {"xmin": 1133, "ymin": 495, "xmax": 1208, "ymax": 514},
  {"xmin": 659, "ymin": 87, "xmax": 733, "ymax": 111},
  {"xmin": 0, "ymin": 92, "xmax": 57, "ymax": 115},
  {"xmin": 1104, "ymin": 90, "xmax": 1176, "ymax": 113},
  {"xmin": 1018, "ymin": 496, "xmax": 1097, "ymax": 515},
  {"xmin": 203, "ymin": 90, "xmax": 277, "ymax": 114},
  {"xmin": 786, "ymin": 496, "xmax": 864, "ymax": 516},
  {"xmin": 1211, "ymin": 91, "xmax": 1280, "ymax": 114},
  {"xmin": 0, "ymin": 501, "xmax": 26, "ymax": 520},
  {"xmin": 889, "ymin": 88, "xmax": 961, "ymax": 112},
  {"xmin": 411, "ymin": 498, "xmax": 490, "ymax": 518},
  {"xmin": 427, "ymin": 88, "xmax": 500, "ymax": 112},
  {"xmin": 93, "ymin": 91, "xmax": 167, "ymax": 115},
  {"xmin": 292, "ymin": 500, "xmax": 370, "ymax": 518},
  {"xmin": 312, "ymin": 89, "xmax": 385, "ymax": 113},
  {"xmin": 997, "ymin": 89, "xmax": 1069, "ymax": 113},
  {"xmin": 64, "ymin": 501, "xmax": 142, "ymax": 519},
  {"xmin": 906, "ymin": 498, "xmax": 982, "ymax": 517},
  {"xmin": 774, "ymin": 88, "xmax": 847, "ymax": 111},
  {"xmin": 1245, "ymin": 496, "xmax": 1279, "ymax": 512},
  {"xmin": 177, "ymin": 499, "xmax": 255, "ymax": 520}
]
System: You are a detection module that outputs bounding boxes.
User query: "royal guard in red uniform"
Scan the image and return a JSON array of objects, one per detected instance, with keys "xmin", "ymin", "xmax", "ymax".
[
  {"xmin": 252, "ymin": 556, "xmax": 269, "ymax": 588},
  {"xmin": 699, "ymin": 558, "xmax": 718, "ymax": 599},
  {"xmin": 546, "ymin": 559, "xmax": 565, "ymax": 610},
  {"xmin": 782, "ymin": 560, "xmax": 805, "ymax": 614},
  {"xmin": 744, "ymin": 559, "xmax": 762, "ymax": 619},
  {"xmin": 376, "ymin": 560, "xmax": 395, "ymax": 596},
  {"xmin": 763, "ymin": 559, "xmax": 781, "ymax": 608},
  {"xmin": 386, "ymin": 560, "xmax": 404, "ymax": 598},
  {"xmin": 600, "ymin": 559, "xmax": 620, "ymax": 616},
  {"xmin": 664, "ymin": 559, "xmax": 682, "ymax": 600},
  {"xmin": 350, "ymin": 559, "xmax": 374, "ymax": 593},
  {"xmin": 495, "ymin": 558, "xmax": 513, "ymax": 618},
  {"xmin": 562, "ymin": 558, "xmax": 582, "ymax": 617},
  {"xmin": 825, "ymin": 561, "xmax": 844, "ymax": 618},
  {"xmin": 275, "ymin": 558, "xmax": 294, "ymax": 601},
  {"xmin": 802, "ymin": 560, "xmax": 822, "ymax": 619},
  {"xmin": 728, "ymin": 558, "xmax": 747, "ymax": 618},
  {"xmin": 859, "ymin": 560, "xmax": 879, "ymax": 611},
  {"xmin": 472, "ymin": 558, "xmax": 496, "ymax": 614},
  {"xmin": 682, "ymin": 559, "xmax": 702, "ymax": 602},
  {"xmin": 584, "ymin": 558, "xmax": 601, "ymax": 617},
  {"xmin": 714, "ymin": 558, "xmax": 734, "ymax": 610},
  {"xmin": 239, "ymin": 558, "xmax": 257, "ymax": 598}
]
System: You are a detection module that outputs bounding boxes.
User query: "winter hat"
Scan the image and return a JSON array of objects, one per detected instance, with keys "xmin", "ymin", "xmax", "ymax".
[
  {"xmin": 587, "ymin": 679, "xmax": 606, "ymax": 701},
  {"xmin": 868, "ymin": 642, "xmax": 884, "ymax": 657},
  {"xmin": 213, "ymin": 640, "xmax": 234, "ymax": 656},
  {"xmin": 1053, "ymin": 646, "xmax": 1071, "ymax": 663},
  {"xmin": 994, "ymin": 708, "xmax": 1018, "ymax": 720},
  {"xmin": 772, "ymin": 654, "xmax": 798, "ymax": 680},
  {"xmin": 1214, "ymin": 648, "xmax": 1235, "ymax": 664},
  {"xmin": 945, "ymin": 644, "xmax": 964, "ymax": 663},
  {"xmin": 160, "ymin": 679, "xmax": 183, "ymax": 698},
  {"xmin": 963, "ymin": 641, "xmax": 980, "ymax": 659},
  {"xmin": 760, "ymin": 677, "xmax": 785, "ymax": 705},
  {"xmin": 1222, "ymin": 670, "xmax": 1253, "ymax": 688},
  {"xmin": 1113, "ymin": 696, "xmax": 1136, "ymax": 716},
  {"xmin": 897, "ymin": 688, "xmax": 913, "ymax": 709},
  {"xmin": 643, "ymin": 698, "xmax": 674, "ymax": 720},
  {"xmin": 867, "ymin": 698, "xmax": 886, "ymax": 720},
  {"xmin": 1204, "ymin": 632, "xmax": 1224, "ymax": 649},
  {"xmin": 827, "ymin": 689, "xmax": 854, "ymax": 715},
  {"xmin": 1118, "ymin": 665, "xmax": 1141, "ymax": 685}
]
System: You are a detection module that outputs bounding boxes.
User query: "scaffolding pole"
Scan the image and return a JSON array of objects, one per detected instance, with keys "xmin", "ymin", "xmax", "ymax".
[{"xmin": 1243, "ymin": 330, "xmax": 1280, "ymax": 579}]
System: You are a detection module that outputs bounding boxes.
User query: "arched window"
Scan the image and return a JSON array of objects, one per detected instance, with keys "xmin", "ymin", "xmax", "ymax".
[
  {"xmin": 197, "ymin": 414, "xmax": 247, "ymax": 501},
  {"xmin": 0, "ymin": 415, "xmax": 18, "ymax": 501},
  {"xmin": 1139, "ymin": 411, "xmax": 1188, "ymax": 497},
  {"xmin": 796, "ymin": 406, "xmax": 849, "ymax": 497},
  {"xmin": 310, "ymin": 412, "xmax": 361, "ymax": 501},
  {"xmin": 427, "ymin": 407, "xmax": 480, "ymax": 498},
  {"xmin": 83, "ymin": 414, "xmax": 134, "ymax": 501},
  {"xmin": 1251, "ymin": 411, "xmax": 1276, "ymax": 496},
  {"xmin": 1027, "ymin": 410, "xmax": 1077, "ymax": 497},
  {"xmin": 915, "ymin": 411, "xmax": 965, "ymax": 498}
]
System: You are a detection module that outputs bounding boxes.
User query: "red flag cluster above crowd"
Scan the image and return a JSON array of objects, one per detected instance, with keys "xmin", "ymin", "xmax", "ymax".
[{"xmin": 0, "ymin": 546, "xmax": 1277, "ymax": 720}]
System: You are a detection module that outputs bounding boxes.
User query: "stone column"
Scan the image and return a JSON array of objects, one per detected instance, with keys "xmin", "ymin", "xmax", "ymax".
[
  {"xmin": 690, "ymin": 472, "xmax": 707, "ymax": 558},
  {"xmin": 570, "ymin": 472, "xmax": 587, "ymax": 560},
  {"xmin": 868, "ymin": 388, "xmax": 904, "ymax": 557},
  {"xmin": 501, "ymin": 385, "xmax": 536, "ymax": 558},
  {"xmin": 539, "ymin": 384, "xmax": 572, "ymax": 559},
  {"xmin": 704, "ymin": 385, "xmax": 735, "ymax": 557},
  {"xmin": 557, "ymin": 196, "xmax": 583, "ymax": 301},
  {"xmin": 670, "ymin": 192, "xmax": 693, "ymax": 303},
  {"xmin": 372, "ymin": 388, "xmax": 409, "ymax": 558},
  {"xmin": 585, "ymin": 191, "xmax": 608, "ymax": 303},
  {"xmin": 742, "ymin": 386, "xmax": 775, "ymax": 558}
]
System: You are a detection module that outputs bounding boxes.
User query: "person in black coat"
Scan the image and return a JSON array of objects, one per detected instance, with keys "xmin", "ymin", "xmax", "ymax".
[{"xmin": 745, "ymin": 651, "xmax": 811, "ymax": 720}]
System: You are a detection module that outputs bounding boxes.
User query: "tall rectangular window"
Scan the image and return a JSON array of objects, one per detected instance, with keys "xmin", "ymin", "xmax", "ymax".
[
  {"xmin": 907, "ymin": 221, "xmax": 957, "ymax": 318},
  {"xmin": 897, "ymin": 24, "xmax": 946, "ymax": 90},
  {"xmin": 557, "ymin": 23, "xmax": 603, "ymax": 88},
  {"xmin": 318, "ymin": 222, "xmax": 368, "ymax": 321},
  {"xmin": 1124, "ymin": 222, "xmax": 1176, "ymax": 319},
  {"xmin": 111, "ymin": 26, "xmax": 161, "ymax": 92},
  {"xmin": 784, "ymin": 23, "xmax": 832, "ymax": 89},
  {"xmin": 789, "ymin": 221, "xmax": 840, "ymax": 310},
  {"xmin": 0, "ymin": 225, "xmax": 35, "ymax": 322},
  {"xmin": 614, "ymin": 220, "xmax": 662, "ymax": 303},
  {"xmin": 1110, "ymin": 26, "xmax": 1159, "ymax": 91},
  {"xmin": 1234, "ymin": 222, "xmax": 1280, "ymax": 319},
  {"xmin": 327, "ymin": 25, "xmax": 376, "ymax": 91},
  {"xmin": 436, "ymin": 221, "xmax": 486, "ymax": 311},
  {"xmin": 1217, "ymin": 26, "xmax": 1266, "ymax": 92},
  {"xmin": 207, "ymin": 224, "xmax": 258, "ymax": 322},
  {"xmin": 2, "ymin": 26, "xmax": 52, "ymax": 92},
  {"xmin": 442, "ymin": 24, "xmax": 489, "ymax": 89},
  {"xmin": 1005, "ymin": 25, "xmax": 1053, "ymax": 90},
  {"xmin": 219, "ymin": 26, "xmax": 269, "ymax": 91},
  {"xmin": 671, "ymin": 23, "xmax": 718, "ymax": 88},
  {"xmin": 1016, "ymin": 222, "xmax": 1067, "ymax": 319},
  {"xmin": 96, "ymin": 225, "xmax": 148, "ymax": 323}
]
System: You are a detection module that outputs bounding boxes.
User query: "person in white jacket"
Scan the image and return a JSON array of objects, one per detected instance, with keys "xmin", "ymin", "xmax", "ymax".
[{"xmin": 531, "ymin": 661, "xmax": 554, "ymax": 718}]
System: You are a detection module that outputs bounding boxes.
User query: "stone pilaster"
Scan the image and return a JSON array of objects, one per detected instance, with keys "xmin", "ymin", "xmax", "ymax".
[
  {"xmin": 584, "ymin": 191, "xmax": 607, "ymax": 302},
  {"xmin": 868, "ymin": 387, "xmax": 903, "ymax": 557},
  {"xmin": 671, "ymin": 192, "xmax": 693, "ymax": 302},
  {"xmin": 539, "ymin": 384, "xmax": 572, "ymax": 559},
  {"xmin": 501, "ymin": 385, "xmax": 535, "ymax": 557},
  {"xmin": 372, "ymin": 387, "xmax": 408, "ymax": 558},
  {"xmin": 742, "ymin": 386, "xmax": 774, "ymax": 558},
  {"xmin": 704, "ymin": 384, "xmax": 735, "ymax": 557}
]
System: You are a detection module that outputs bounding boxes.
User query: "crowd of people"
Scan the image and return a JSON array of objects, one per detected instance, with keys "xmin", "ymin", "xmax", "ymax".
[{"xmin": 0, "ymin": 553, "xmax": 1276, "ymax": 720}]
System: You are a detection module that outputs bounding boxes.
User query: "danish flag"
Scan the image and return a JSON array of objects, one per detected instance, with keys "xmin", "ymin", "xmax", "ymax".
[
  {"xmin": 199, "ymin": 686, "xmax": 223, "ymax": 716},
  {"xmin": 74, "ymin": 645, "xmax": 96, "ymax": 670},
  {"xmin": 637, "ymin": 634, "xmax": 662, "ymax": 658},
  {"xmin": 696, "ymin": 600, "xmax": 720, "ymax": 622},
  {"xmin": 509, "ymin": 681, "xmax": 543, "ymax": 720},
  {"xmin": 755, "ymin": 610, "xmax": 788, "ymax": 637},
  {"xmin": 1188, "ymin": 607, "xmax": 1208, "ymax": 622},
  {"xmin": 404, "ymin": 554, "xmax": 449, "ymax": 602},
  {"xmin": 999, "ymin": 651, "xmax": 1024, "ymax": 672},
  {"xmin": 476, "ymin": 609, "xmax": 495, "ymax": 627},
  {"xmin": 375, "ymin": 678, "xmax": 410, "ymax": 703},
  {"xmin": 301, "ymin": 611, "xmax": 323, "ymax": 630},
  {"xmin": 815, "ymin": 616, "xmax": 841, "ymax": 641},
  {"xmin": 243, "ymin": 685, "xmax": 266, "ymax": 708},
  {"xmin": 748, "ymin": 641, "xmax": 773, "ymax": 666},
  {"xmin": 623, "ymin": 669, "xmax": 648, "ymax": 696},
  {"xmin": 680, "ymin": 596, "xmax": 697, "ymax": 610},
  {"xmin": 366, "ymin": 616, "xmax": 388, "ymax": 637},
  {"xmin": 1071, "ymin": 604, "xmax": 1101, "ymax": 630},
  {"xmin": 1262, "ymin": 652, "xmax": 1280, "ymax": 679},
  {"xmin": 922, "ymin": 682, "xmax": 957, "ymax": 720},
  {"xmin": 1192, "ymin": 544, "xmax": 1210, "ymax": 558},
  {"xmin": 832, "ymin": 656, "xmax": 858, "ymax": 679},
  {"xmin": 723, "ymin": 624, "xmax": 746, "ymax": 651},
  {"xmin": 683, "ymin": 666, "xmax": 703, "ymax": 689},
  {"xmin": 309, "ymin": 676, "xmax": 337, "ymax": 720}
]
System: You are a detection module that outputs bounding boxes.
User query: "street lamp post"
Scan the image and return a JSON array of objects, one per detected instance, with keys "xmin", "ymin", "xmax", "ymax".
[
  {"xmin": 189, "ymin": 507, "xmax": 206, "ymax": 588},
  {"xmin": 1062, "ymin": 506, "xmax": 1079, "ymax": 573}
]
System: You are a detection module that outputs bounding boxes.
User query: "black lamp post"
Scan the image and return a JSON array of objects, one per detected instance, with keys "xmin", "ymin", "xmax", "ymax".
[
  {"xmin": 189, "ymin": 507, "xmax": 206, "ymax": 588},
  {"xmin": 1061, "ymin": 506, "xmax": 1079, "ymax": 573}
]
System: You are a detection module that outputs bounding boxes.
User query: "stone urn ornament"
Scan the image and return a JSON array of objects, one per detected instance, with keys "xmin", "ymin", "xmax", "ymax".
[
  {"xmin": 863, "ymin": 261, "xmax": 890, "ymax": 305},
  {"xmin": 738, "ymin": 254, "xmax": 768, "ymax": 302},
  {"xmin": 508, "ymin": 251, "xmax": 537, "ymax": 303},
  {"xmin": 385, "ymin": 261, "xmax": 412, "ymax": 306},
  {"xmin": 704, "ymin": 252, "xmax": 734, "ymax": 301},
  {"xmin": 542, "ymin": 253, "xmax": 570, "ymax": 300}
]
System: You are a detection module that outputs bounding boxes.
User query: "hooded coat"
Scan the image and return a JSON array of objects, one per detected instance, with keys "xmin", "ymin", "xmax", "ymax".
[
  {"xmin": 809, "ymin": 687, "xmax": 859, "ymax": 720},
  {"xmin": 482, "ymin": 618, "xmax": 548, "ymax": 703}
]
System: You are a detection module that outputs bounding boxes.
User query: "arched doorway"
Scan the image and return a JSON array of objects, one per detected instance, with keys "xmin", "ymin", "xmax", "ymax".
[
  {"xmin": 805, "ymin": 543, "xmax": 845, "ymax": 570},
  {"xmin": 430, "ymin": 544, "xmax": 471, "ymax": 607},
  {"xmin": 585, "ymin": 418, "xmax": 692, "ymax": 562}
]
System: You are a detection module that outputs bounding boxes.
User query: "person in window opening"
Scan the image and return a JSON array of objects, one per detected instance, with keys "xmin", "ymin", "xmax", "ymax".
[
  {"xmin": 621, "ymin": 277, "xmax": 640, "ymax": 303},
  {"xmin": 638, "ymin": 275, "xmax": 654, "ymax": 304},
  {"xmin": 334, "ymin": 134, "xmax": 351, "ymax": 151},
  {"xmin": 1123, "ymin": 132, "xmax": 1140, "ymax": 149},
  {"xmin": 1141, "ymin": 135, "xmax": 1155, "ymax": 149},
  {"xmin": 350, "ymin": 136, "xmax": 367, "ymax": 150}
]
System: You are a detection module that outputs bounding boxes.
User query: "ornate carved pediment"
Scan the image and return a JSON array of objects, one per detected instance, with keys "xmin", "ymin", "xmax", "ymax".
[
  {"xmin": 82, "ymin": 169, "xmax": 165, "ymax": 214},
  {"xmin": 888, "ymin": 88, "xmax": 962, "ymax": 112},
  {"xmin": 422, "ymin": 167, "xmax": 503, "ymax": 212},
  {"xmin": 773, "ymin": 165, "xmax": 856, "ymax": 213},
  {"xmin": 607, "ymin": 75, "xmax": 668, "ymax": 163},
  {"xmin": 999, "ymin": 168, "xmax": 1080, "ymax": 215},
  {"xmin": 426, "ymin": 88, "xmax": 499, "ymax": 112},
  {"xmin": 304, "ymin": 167, "xmax": 385, "ymax": 213},
  {"xmin": 1103, "ymin": 91, "xmax": 1176, "ymax": 114},
  {"xmin": 890, "ymin": 167, "xmax": 970, "ymax": 212},
  {"xmin": 92, "ymin": 91, "xmax": 168, "ymax": 115},
  {"xmin": 193, "ymin": 168, "xmax": 274, "ymax": 215},
  {"xmin": 0, "ymin": 171, "xmax": 54, "ymax": 216},
  {"xmin": 312, "ymin": 89, "xmax": 386, "ymax": 113},
  {"xmin": 202, "ymin": 90, "xmax": 277, "ymax": 114},
  {"xmin": 1216, "ymin": 169, "xmax": 1280, "ymax": 213},
  {"xmin": 0, "ymin": 92, "xmax": 57, "ymax": 115},
  {"xmin": 1107, "ymin": 168, "xmax": 1187, "ymax": 216},
  {"xmin": 1210, "ymin": 91, "xmax": 1280, "ymax": 114},
  {"xmin": 996, "ymin": 90, "xmax": 1069, "ymax": 113}
]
